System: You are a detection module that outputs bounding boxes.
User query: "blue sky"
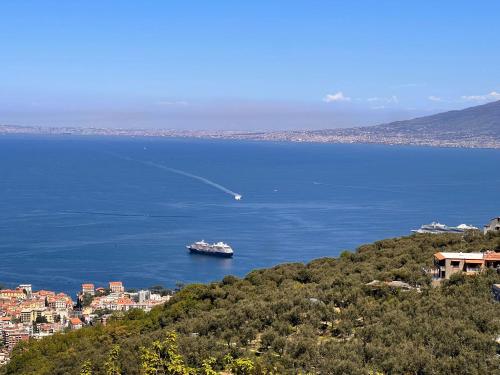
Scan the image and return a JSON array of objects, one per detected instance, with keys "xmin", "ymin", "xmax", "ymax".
[{"xmin": 0, "ymin": 1, "xmax": 499, "ymax": 129}]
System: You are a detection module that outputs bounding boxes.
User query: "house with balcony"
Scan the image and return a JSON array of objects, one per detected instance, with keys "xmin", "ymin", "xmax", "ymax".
[{"xmin": 433, "ymin": 251, "xmax": 500, "ymax": 280}]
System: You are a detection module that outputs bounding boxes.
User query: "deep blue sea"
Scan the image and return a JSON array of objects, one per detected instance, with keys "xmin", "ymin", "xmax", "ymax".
[{"xmin": 1, "ymin": 136, "xmax": 499, "ymax": 295}]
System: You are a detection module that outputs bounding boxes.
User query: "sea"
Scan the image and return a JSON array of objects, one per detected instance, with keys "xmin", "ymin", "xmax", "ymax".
[{"xmin": 1, "ymin": 136, "xmax": 499, "ymax": 295}]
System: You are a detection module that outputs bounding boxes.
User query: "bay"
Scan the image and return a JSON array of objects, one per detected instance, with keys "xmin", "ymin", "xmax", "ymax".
[{"xmin": 0, "ymin": 136, "xmax": 499, "ymax": 295}]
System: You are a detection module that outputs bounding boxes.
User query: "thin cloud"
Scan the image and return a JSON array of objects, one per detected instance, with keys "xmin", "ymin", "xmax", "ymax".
[
  {"xmin": 367, "ymin": 95, "xmax": 398, "ymax": 104},
  {"xmin": 157, "ymin": 100, "xmax": 189, "ymax": 106},
  {"xmin": 428, "ymin": 96, "xmax": 442, "ymax": 102},
  {"xmin": 323, "ymin": 92, "xmax": 351, "ymax": 102},
  {"xmin": 461, "ymin": 91, "xmax": 500, "ymax": 102}
]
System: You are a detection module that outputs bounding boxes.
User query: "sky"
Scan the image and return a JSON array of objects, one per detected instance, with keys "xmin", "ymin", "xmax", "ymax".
[{"xmin": 0, "ymin": 1, "xmax": 499, "ymax": 130}]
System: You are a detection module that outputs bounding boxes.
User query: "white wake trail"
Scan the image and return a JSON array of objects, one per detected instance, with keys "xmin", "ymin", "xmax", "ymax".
[{"xmin": 113, "ymin": 154, "xmax": 242, "ymax": 200}]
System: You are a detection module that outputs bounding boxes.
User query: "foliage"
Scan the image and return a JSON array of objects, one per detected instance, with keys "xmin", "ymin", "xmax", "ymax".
[
  {"xmin": 140, "ymin": 332, "xmax": 194, "ymax": 375},
  {"xmin": 104, "ymin": 344, "xmax": 121, "ymax": 375},
  {"xmin": 149, "ymin": 285, "xmax": 174, "ymax": 297},
  {"xmin": 80, "ymin": 360, "xmax": 93, "ymax": 375},
  {"xmin": 199, "ymin": 358, "xmax": 218, "ymax": 375},
  {"xmin": 228, "ymin": 357, "xmax": 255, "ymax": 375},
  {"xmin": 2, "ymin": 233, "xmax": 499, "ymax": 375},
  {"xmin": 79, "ymin": 293, "xmax": 94, "ymax": 308}
]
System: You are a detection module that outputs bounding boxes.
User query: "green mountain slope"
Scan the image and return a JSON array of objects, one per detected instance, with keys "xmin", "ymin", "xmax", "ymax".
[{"xmin": 2, "ymin": 233, "xmax": 500, "ymax": 375}]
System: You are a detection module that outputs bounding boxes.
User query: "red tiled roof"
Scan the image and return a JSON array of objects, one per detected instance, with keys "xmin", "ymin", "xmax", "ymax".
[
  {"xmin": 116, "ymin": 298, "xmax": 133, "ymax": 305},
  {"xmin": 36, "ymin": 290, "xmax": 55, "ymax": 296},
  {"xmin": 485, "ymin": 252, "xmax": 500, "ymax": 261},
  {"xmin": 70, "ymin": 318, "xmax": 82, "ymax": 325},
  {"xmin": 434, "ymin": 252, "xmax": 445, "ymax": 260}
]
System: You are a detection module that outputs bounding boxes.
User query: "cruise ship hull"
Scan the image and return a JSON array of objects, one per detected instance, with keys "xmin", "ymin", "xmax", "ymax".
[{"xmin": 188, "ymin": 247, "xmax": 233, "ymax": 258}]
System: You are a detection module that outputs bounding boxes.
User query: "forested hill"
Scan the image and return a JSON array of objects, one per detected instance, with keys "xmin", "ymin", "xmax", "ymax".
[{"xmin": 2, "ymin": 233, "xmax": 500, "ymax": 375}]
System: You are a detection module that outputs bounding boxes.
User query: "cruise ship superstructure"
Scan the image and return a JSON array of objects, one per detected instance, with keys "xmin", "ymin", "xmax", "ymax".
[
  {"xmin": 186, "ymin": 240, "xmax": 234, "ymax": 257},
  {"xmin": 412, "ymin": 222, "xmax": 479, "ymax": 234}
]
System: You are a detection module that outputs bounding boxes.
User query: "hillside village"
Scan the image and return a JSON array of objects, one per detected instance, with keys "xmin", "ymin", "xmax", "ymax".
[{"xmin": 0, "ymin": 281, "xmax": 170, "ymax": 365}]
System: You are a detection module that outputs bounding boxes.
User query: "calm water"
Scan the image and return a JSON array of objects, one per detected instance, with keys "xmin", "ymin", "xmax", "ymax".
[{"xmin": 1, "ymin": 136, "xmax": 499, "ymax": 295}]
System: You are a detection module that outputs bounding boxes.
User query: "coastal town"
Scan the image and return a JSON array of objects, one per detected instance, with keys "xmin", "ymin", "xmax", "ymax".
[
  {"xmin": 1, "ymin": 114, "xmax": 500, "ymax": 150},
  {"xmin": 0, "ymin": 281, "xmax": 170, "ymax": 365}
]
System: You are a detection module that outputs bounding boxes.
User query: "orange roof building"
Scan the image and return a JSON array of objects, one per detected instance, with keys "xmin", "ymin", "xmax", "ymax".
[
  {"xmin": 69, "ymin": 317, "xmax": 83, "ymax": 329},
  {"xmin": 81, "ymin": 284, "xmax": 95, "ymax": 295},
  {"xmin": 109, "ymin": 281, "xmax": 124, "ymax": 293},
  {"xmin": 433, "ymin": 251, "xmax": 500, "ymax": 279}
]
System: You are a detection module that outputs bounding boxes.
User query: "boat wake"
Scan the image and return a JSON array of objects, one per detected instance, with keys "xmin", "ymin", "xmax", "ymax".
[
  {"xmin": 58, "ymin": 210, "xmax": 189, "ymax": 218},
  {"xmin": 111, "ymin": 153, "xmax": 242, "ymax": 200}
]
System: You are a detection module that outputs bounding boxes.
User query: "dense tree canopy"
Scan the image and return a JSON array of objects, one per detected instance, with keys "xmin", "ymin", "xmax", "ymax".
[{"xmin": 2, "ymin": 233, "xmax": 499, "ymax": 374}]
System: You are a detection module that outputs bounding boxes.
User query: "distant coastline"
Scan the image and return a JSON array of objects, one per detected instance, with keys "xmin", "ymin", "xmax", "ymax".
[{"xmin": 1, "ymin": 123, "xmax": 499, "ymax": 149}]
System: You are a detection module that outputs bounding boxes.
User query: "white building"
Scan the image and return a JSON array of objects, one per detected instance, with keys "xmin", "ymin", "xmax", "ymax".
[{"xmin": 484, "ymin": 217, "xmax": 500, "ymax": 235}]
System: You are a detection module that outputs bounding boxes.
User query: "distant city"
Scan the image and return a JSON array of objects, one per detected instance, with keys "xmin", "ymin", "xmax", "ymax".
[
  {"xmin": 1, "ymin": 122, "xmax": 499, "ymax": 149},
  {"xmin": 2, "ymin": 100, "xmax": 500, "ymax": 149}
]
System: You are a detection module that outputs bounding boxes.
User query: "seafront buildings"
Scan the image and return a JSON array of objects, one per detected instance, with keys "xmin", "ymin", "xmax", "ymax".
[{"xmin": 0, "ymin": 282, "xmax": 170, "ymax": 365}]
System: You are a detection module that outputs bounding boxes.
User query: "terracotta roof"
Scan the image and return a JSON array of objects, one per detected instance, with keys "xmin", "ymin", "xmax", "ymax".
[
  {"xmin": 109, "ymin": 282, "xmax": 123, "ymax": 286},
  {"xmin": 70, "ymin": 317, "xmax": 82, "ymax": 325},
  {"xmin": 434, "ymin": 252, "xmax": 446, "ymax": 260},
  {"xmin": 485, "ymin": 252, "xmax": 500, "ymax": 261},
  {"xmin": 465, "ymin": 259, "xmax": 484, "ymax": 264},
  {"xmin": 116, "ymin": 298, "xmax": 133, "ymax": 305},
  {"xmin": 36, "ymin": 290, "xmax": 55, "ymax": 296},
  {"xmin": 82, "ymin": 284, "xmax": 94, "ymax": 288}
]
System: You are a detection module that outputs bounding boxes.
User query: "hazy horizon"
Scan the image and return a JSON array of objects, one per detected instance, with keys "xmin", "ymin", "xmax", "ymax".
[{"xmin": 0, "ymin": 101, "xmax": 441, "ymax": 131}]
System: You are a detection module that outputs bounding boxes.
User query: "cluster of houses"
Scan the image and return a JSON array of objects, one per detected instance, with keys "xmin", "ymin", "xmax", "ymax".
[
  {"xmin": 0, "ymin": 285, "xmax": 74, "ymax": 365},
  {"xmin": 77, "ymin": 281, "xmax": 170, "ymax": 318},
  {"xmin": 0, "ymin": 281, "xmax": 170, "ymax": 366}
]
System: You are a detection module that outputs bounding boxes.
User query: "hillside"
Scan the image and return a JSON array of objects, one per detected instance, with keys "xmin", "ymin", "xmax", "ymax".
[
  {"xmin": 2, "ymin": 232, "xmax": 499, "ymax": 375},
  {"xmin": 368, "ymin": 100, "xmax": 500, "ymax": 136},
  {"xmin": 293, "ymin": 100, "xmax": 500, "ymax": 148}
]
